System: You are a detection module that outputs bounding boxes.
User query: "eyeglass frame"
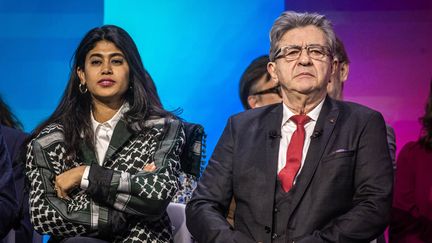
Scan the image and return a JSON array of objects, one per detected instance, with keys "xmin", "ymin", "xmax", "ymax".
[
  {"xmin": 251, "ymin": 85, "xmax": 282, "ymax": 97},
  {"xmin": 273, "ymin": 44, "xmax": 332, "ymax": 61}
]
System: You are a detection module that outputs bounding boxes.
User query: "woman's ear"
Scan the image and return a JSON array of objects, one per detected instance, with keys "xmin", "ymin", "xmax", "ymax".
[{"xmin": 77, "ymin": 67, "xmax": 85, "ymax": 84}]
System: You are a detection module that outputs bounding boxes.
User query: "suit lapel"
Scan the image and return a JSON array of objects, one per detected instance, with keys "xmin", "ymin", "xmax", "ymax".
[
  {"xmin": 256, "ymin": 103, "xmax": 283, "ymax": 230},
  {"xmin": 287, "ymin": 97, "xmax": 340, "ymax": 219},
  {"xmin": 103, "ymin": 119, "xmax": 133, "ymax": 164},
  {"xmin": 264, "ymin": 103, "xmax": 284, "ymax": 183}
]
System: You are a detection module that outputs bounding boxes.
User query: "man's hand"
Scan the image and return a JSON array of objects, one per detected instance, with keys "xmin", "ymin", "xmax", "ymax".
[{"xmin": 54, "ymin": 165, "xmax": 86, "ymax": 199}]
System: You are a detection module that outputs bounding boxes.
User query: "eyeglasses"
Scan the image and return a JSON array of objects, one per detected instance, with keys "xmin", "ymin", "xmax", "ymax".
[
  {"xmin": 252, "ymin": 85, "xmax": 281, "ymax": 97},
  {"xmin": 274, "ymin": 44, "xmax": 331, "ymax": 61}
]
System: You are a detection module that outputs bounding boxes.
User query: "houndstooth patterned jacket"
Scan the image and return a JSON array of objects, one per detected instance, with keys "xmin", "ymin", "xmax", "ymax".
[{"xmin": 26, "ymin": 117, "xmax": 185, "ymax": 242}]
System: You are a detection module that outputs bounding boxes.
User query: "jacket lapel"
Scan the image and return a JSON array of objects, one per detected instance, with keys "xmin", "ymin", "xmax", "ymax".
[
  {"xmin": 287, "ymin": 97, "xmax": 340, "ymax": 219},
  {"xmin": 79, "ymin": 141, "xmax": 98, "ymax": 166},
  {"xmin": 254, "ymin": 103, "xmax": 283, "ymax": 228},
  {"xmin": 103, "ymin": 119, "xmax": 133, "ymax": 164},
  {"xmin": 264, "ymin": 103, "xmax": 284, "ymax": 183}
]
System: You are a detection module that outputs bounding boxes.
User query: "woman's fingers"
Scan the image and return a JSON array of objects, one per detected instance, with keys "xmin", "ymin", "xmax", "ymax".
[
  {"xmin": 143, "ymin": 163, "xmax": 157, "ymax": 172},
  {"xmin": 54, "ymin": 183, "xmax": 70, "ymax": 200}
]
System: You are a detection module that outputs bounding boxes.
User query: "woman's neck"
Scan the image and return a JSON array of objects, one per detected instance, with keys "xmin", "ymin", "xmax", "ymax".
[{"xmin": 91, "ymin": 99, "xmax": 124, "ymax": 123}]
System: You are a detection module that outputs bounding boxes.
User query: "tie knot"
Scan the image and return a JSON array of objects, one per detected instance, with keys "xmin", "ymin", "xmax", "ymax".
[{"xmin": 290, "ymin": 114, "xmax": 310, "ymax": 126}]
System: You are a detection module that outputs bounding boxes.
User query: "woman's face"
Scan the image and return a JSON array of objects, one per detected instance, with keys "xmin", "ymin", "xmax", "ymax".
[{"xmin": 77, "ymin": 40, "xmax": 130, "ymax": 106}]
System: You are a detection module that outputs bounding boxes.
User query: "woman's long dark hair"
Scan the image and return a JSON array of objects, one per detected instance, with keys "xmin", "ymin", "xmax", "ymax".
[
  {"xmin": 29, "ymin": 25, "xmax": 174, "ymax": 159},
  {"xmin": 0, "ymin": 96, "xmax": 23, "ymax": 130},
  {"xmin": 419, "ymin": 80, "xmax": 432, "ymax": 150}
]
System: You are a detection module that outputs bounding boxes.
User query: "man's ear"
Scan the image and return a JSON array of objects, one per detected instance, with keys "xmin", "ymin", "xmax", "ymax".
[
  {"xmin": 339, "ymin": 63, "xmax": 350, "ymax": 83},
  {"xmin": 77, "ymin": 67, "xmax": 86, "ymax": 84},
  {"xmin": 247, "ymin": 95, "xmax": 257, "ymax": 109},
  {"xmin": 267, "ymin": 62, "xmax": 278, "ymax": 82},
  {"xmin": 330, "ymin": 59, "xmax": 338, "ymax": 76}
]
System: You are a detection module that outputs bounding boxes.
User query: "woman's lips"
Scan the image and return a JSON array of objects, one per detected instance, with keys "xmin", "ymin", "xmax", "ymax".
[{"xmin": 98, "ymin": 79, "xmax": 115, "ymax": 87}]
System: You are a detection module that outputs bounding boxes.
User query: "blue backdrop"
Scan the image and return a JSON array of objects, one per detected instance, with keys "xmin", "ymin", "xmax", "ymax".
[{"xmin": 0, "ymin": 0, "xmax": 282, "ymax": 161}]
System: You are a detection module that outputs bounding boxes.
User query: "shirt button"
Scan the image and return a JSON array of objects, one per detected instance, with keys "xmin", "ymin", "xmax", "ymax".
[
  {"xmin": 272, "ymin": 233, "xmax": 279, "ymax": 239},
  {"xmin": 264, "ymin": 226, "xmax": 271, "ymax": 233},
  {"xmin": 274, "ymin": 207, "xmax": 279, "ymax": 213}
]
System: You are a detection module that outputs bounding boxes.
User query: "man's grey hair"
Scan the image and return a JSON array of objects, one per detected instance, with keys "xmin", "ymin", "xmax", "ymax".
[{"xmin": 269, "ymin": 11, "xmax": 336, "ymax": 61}]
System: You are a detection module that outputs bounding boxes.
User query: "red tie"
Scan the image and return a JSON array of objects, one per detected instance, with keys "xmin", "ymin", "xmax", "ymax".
[{"xmin": 278, "ymin": 114, "xmax": 310, "ymax": 192}]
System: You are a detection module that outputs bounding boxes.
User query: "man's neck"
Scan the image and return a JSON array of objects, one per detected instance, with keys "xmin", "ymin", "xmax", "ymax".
[{"xmin": 282, "ymin": 91, "xmax": 326, "ymax": 115}]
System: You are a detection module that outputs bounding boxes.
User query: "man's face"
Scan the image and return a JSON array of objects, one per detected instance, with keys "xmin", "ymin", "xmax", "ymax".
[
  {"xmin": 247, "ymin": 74, "xmax": 282, "ymax": 109},
  {"xmin": 327, "ymin": 60, "xmax": 349, "ymax": 101},
  {"xmin": 268, "ymin": 25, "xmax": 335, "ymax": 100}
]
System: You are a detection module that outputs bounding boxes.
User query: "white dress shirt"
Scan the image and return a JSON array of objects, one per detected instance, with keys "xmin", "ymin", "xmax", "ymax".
[
  {"xmin": 277, "ymin": 98, "xmax": 324, "ymax": 183},
  {"xmin": 81, "ymin": 103, "xmax": 129, "ymax": 189}
]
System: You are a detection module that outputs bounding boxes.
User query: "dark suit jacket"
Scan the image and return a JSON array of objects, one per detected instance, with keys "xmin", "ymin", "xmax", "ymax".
[
  {"xmin": 186, "ymin": 97, "xmax": 393, "ymax": 243},
  {"xmin": 0, "ymin": 125, "xmax": 32, "ymax": 243},
  {"xmin": 0, "ymin": 126, "xmax": 18, "ymax": 239}
]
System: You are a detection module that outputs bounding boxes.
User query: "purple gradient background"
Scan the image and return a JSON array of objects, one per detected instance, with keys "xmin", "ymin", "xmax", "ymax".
[{"xmin": 285, "ymin": 0, "xmax": 432, "ymax": 155}]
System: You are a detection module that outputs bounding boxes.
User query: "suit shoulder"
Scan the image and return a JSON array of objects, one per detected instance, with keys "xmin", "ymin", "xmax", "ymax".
[
  {"xmin": 1, "ymin": 125, "xmax": 26, "ymax": 144},
  {"xmin": 143, "ymin": 117, "xmax": 183, "ymax": 130},
  {"xmin": 337, "ymin": 100, "xmax": 384, "ymax": 122},
  {"xmin": 399, "ymin": 141, "xmax": 421, "ymax": 154},
  {"xmin": 230, "ymin": 103, "xmax": 280, "ymax": 122},
  {"xmin": 339, "ymin": 101, "xmax": 379, "ymax": 115},
  {"xmin": 32, "ymin": 123, "xmax": 65, "ymax": 148}
]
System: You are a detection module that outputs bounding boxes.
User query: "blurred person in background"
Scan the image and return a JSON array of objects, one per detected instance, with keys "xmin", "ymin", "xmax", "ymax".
[
  {"xmin": 390, "ymin": 80, "xmax": 432, "ymax": 243},
  {"xmin": 239, "ymin": 55, "xmax": 282, "ymax": 110},
  {"xmin": 327, "ymin": 37, "xmax": 396, "ymax": 169},
  {"xmin": 0, "ymin": 96, "xmax": 32, "ymax": 243},
  {"xmin": 0, "ymin": 125, "xmax": 17, "ymax": 240}
]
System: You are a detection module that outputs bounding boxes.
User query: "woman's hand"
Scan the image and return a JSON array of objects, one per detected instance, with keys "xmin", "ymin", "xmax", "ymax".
[
  {"xmin": 143, "ymin": 162, "xmax": 157, "ymax": 172},
  {"xmin": 54, "ymin": 165, "xmax": 87, "ymax": 199}
]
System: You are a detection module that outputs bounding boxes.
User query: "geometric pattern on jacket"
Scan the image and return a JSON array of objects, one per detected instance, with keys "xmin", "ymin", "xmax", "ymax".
[{"xmin": 25, "ymin": 117, "xmax": 185, "ymax": 243}]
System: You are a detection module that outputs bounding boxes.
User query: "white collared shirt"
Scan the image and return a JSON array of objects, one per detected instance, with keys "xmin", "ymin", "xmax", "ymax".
[
  {"xmin": 277, "ymin": 98, "xmax": 325, "ymax": 183},
  {"xmin": 91, "ymin": 102, "xmax": 129, "ymax": 165},
  {"xmin": 81, "ymin": 103, "xmax": 129, "ymax": 190}
]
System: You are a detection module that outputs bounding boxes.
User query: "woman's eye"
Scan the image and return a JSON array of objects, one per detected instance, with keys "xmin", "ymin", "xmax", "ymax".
[
  {"xmin": 90, "ymin": 60, "xmax": 102, "ymax": 65},
  {"xmin": 112, "ymin": 59, "xmax": 124, "ymax": 65}
]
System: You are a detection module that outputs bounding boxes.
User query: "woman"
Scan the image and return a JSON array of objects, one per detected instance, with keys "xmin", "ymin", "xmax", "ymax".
[
  {"xmin": 26, "ymin": 25, "xmax": 185, "ymax": 243},
  {"xmin": 390, "ymin": 80, "xmax": 432, "ymax": 242}
]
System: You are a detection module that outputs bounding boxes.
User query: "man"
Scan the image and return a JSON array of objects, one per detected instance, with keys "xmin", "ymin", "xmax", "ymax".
[
  {"xmin": 239, "ymin": 55, "xmax": 282, "ymax": 109},
  {"xmin": 186, "ymin": 11, "xmax": 393, "ymax": 242},
  {"xmin": 327, "ymin": 37, "xmax": 397, "ymax": 169}
]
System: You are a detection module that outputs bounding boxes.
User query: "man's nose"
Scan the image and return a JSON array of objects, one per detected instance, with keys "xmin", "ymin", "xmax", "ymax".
[{"xmin": 297, "ymin": 49, "xmax": 312, "ymax": 65}]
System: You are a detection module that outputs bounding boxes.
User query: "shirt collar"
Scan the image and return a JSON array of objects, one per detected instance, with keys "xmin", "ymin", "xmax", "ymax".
[
  {"xmin": 281, "ymin": 97, "xmax": 325, "ymax": 126},
  {"xmin": 91, "ymin": 102, "xmax": 130, "ymax": 131}
]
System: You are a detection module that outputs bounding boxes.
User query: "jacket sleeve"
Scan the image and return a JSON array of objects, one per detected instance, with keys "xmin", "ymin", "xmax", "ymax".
[
  {"xmin": 26, "ymin": 127, "xmax": 126, "ymax": 238},
  {"xmin": 186, "ymin": 117, "xmax": 256, "ymax": 243},
  {"xmin": 0, "ymin": 129, "xmax": 18, "ymax": 238},
  {"xmin": 84, "ymin": 119, "xmax": 185, "ymax": 222}
]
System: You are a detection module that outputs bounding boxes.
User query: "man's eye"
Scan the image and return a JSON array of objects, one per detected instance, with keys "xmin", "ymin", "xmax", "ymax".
[
  {"xmin": 285, "ymin": 49, "xmax": 301, "ymax": 56},
  {"xmin": 309, "ymin": 48, "xmax": 324, "ymax": 55}
]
